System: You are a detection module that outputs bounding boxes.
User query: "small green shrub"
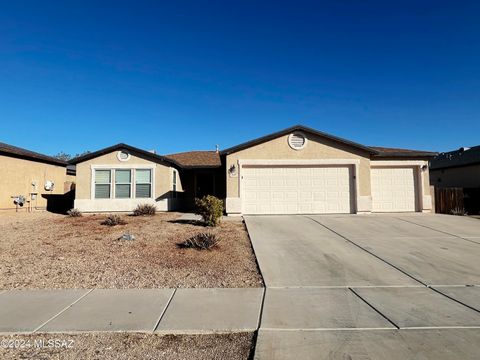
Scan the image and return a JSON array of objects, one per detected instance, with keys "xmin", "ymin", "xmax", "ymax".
[
  {"xmin": 177, "ymin": 233, "xmax": 221, "ymax": 250},
  {"xmin": 101, "ymin": 214, "xmax": 127, "ymax": 226},
  {"xmin": 133, "ymin": 203, "xmax": 156, "ymax": 216},
  {"xmin": 195, "ymin": 195, "xmax": 223, "ymax": 227},
  {"xmin": 67, "ymin": 208, "xmax": 82, "ymax": 217}
]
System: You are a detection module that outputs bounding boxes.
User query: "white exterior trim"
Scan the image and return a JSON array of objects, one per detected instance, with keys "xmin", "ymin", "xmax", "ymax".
[
  {"xmin": 370, "ymin": 160, "xmax": 427, "ymax": 167},
  {"xmin": 90, "ymin": 164, "xmax": 156, "ymax": 201},
  {"xmin": 75, "ymin": 198, "xmax": 168, "ymax": 212},
  {"xmin": 235, "ymin": 159, "xmax": 361, "ymax": 215},
  {"xmin": 370, "ymin": 160, "xmax": 430, "ymax": 212},
  {"xmin": 238, "ymin": 159, "xmax": 361, "ymax": 166}
]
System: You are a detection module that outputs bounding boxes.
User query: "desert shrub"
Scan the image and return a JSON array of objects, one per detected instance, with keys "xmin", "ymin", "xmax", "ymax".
[
  {"xmin": 67, "ymin": 208, "xmax": 82, "ymax": 217},
  {"xmin": 451, "ymin": 207, "xmax": 467, "ymax": 216},
  {"xmin": 101, "ymin": 214, "xmax": 127, "ymax": 226},
  {"xmin": 133, "ymin": 203, "xmax": 156, "ymax": 216},
  {"xmin": 177, "ymin": 233, "xmax": 221, "ymax": 250},
  {"xmin": 195, "ymin": 195, "xmax": 223, "ymax": 227}
]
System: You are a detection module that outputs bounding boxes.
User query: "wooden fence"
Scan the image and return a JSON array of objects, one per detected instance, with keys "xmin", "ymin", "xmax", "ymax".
[{"xmin": 434, "ymin": 187, "xmax": 464, "ymax": 214}]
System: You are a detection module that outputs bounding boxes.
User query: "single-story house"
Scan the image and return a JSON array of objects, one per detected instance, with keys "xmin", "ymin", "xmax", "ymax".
[
  {"xmin": 430, "ymin": 145, "xmax": 480, "ymax": 215},
  {"xmin": 0, "ymin": 142, "xmax": 75, "ymax": 211},
  {"xmin": 430, "ymin": 145, "xmax": 480, "ymax": 188},
  {"xmin": 70, "ymin": 125, "xmax": 436, "ymax": 215}
]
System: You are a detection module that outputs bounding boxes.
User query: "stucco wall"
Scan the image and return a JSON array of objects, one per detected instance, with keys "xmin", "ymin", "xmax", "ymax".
[
  {"xmin": 226, "ymin": 133, "xmax": 372, "ymax": 196},
  {"xmin": 423, "ymin": 166, "xmax": 432, "ymax": 195},
  {"xmin": 74, "ymin": 151, "xmax": 180, "ymax": 212},
  {"xmin": 0, "ymin": 155, "xmax": 70, "ymax": 210},
  {"xmin": 225, "ymin": 133, "xmax": 372, "ymax": 214},
  {"xmin": 430, "ymin": 164, "xmax": 480, "ymax": 188}
]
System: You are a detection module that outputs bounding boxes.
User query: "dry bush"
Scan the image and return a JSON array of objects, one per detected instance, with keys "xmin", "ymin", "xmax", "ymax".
[
  {"xmin": 101, "ymin": 214, "xmax": 127, "ymax": 226},
  {"xmin": 67, "ymin": 208, "xmax": 82, "ymax": 217},
  {"xmin": 133, "ymin": 203, "xmax": 156, "ymax": 216},
  {"xmin": 177, "ymin": 233, "xmax": 221, "ymax": 250}
]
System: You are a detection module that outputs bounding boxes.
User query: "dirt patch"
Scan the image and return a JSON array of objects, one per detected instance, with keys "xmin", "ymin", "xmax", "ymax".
[
  {"xmin": 0, "ymin": 212, "xmax": 263, "ymax": 288},
  {"xmin": 0, "ymin": 332, "xmax": 255, "ymax": 360}
]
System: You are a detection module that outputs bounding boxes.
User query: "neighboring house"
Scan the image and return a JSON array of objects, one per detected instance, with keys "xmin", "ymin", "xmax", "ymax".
[
  {"xmin": 430, "ymin": 146, "xmax": 480, "ymax": 188},
  {"xmin": 0, "ymin": 142, "xmax": 74, "ymax": 211},
  {"xmin": 429, "ymin": 146, "xmax": 480, "ymax": 215},
  {"xmin": 70, "ymin": 125, "xmax": 436, "ymax": 215}
]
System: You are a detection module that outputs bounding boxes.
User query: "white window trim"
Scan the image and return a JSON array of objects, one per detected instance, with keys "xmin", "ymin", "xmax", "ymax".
[
  {"xmin": 90, "ymin": 165, "xmax": 155, "ymax": 200},
  {"xmin": 135, "ymin": 168, "xmax": 154, "ymax": 199},
  {"xmin": 237, "ymin": 159, "xmax": 361, "ymax": 214},
  {"xmin": 171, "ymin": 169, "xmax": 178, "ymax": 199},
  {"xmin": 93, "ymin": 169, "xmax": 113, "ymax": 199},
  {"xmin": 114, "ymin": 169, "xmax": 132, "ymax": 199}
]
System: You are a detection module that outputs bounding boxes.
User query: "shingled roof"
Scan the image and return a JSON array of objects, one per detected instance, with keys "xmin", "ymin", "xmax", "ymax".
[
  {"xmin": 0, "ymin": 142, "xmax": 67, "ymax": 166},
  {"xmin": 165, "ymin": 151, "xmax": 222, "ymax": 169},
  {"xmin": 370, "ymin": 146, "xmax": 437, "ymax": 158}
]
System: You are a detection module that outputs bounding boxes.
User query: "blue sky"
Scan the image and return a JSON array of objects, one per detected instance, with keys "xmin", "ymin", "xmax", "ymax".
[{"xmin": 0, "ymin": 1, "xmax": 478, "ymax": 156}]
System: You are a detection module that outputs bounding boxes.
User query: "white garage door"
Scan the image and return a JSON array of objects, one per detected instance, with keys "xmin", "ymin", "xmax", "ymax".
[
  {"xmin": 371, "ymin": 167, "xmax": 418, "ymax": 212},
  {"xmin": 242, "ymin": 165, "xmax": 353, "ymax": 214}
]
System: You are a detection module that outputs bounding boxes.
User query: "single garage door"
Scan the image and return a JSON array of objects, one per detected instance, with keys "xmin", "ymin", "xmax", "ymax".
[
  {"xmin": 242, "ymin": 165, "xmax": 353, "ymax": 214},
  {"xmin": 371, "ymin": 167, "xmax": 418, "ymax": 212}
]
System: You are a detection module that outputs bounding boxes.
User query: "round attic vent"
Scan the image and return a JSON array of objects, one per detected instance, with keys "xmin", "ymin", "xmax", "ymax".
[
  {"xmin": 117, "ymin": 150, "xmax": 131, "ymax": 162},
  {"xmin": 288, "ymin": 132, "xmax": 307, "ymax": 150}
]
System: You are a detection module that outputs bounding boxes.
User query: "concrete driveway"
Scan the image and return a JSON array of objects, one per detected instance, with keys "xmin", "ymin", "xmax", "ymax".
[{"xmin": 245, "ymin": 214, "xmax": 480, "ymax": 359}]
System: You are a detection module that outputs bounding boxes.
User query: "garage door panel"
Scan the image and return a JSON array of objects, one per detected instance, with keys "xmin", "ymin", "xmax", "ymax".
[
  {"xmin": 242, "ymin": 165, "xmax": 353, "ymax": 215},
  {"xmin": 371, "ymin": 167, "xmax": 417, "ymax": 212}
]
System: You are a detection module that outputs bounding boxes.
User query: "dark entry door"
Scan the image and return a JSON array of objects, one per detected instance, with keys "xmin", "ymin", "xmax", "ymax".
[{"xmin": 195, "ymin": 172, "xmax": 215, "ymax": 198}]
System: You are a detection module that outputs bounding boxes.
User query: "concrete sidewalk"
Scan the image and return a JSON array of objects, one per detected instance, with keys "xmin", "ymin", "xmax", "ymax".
[{"xmin": 0, "ymin": 288, "xmax": 264, "ymax": 334}]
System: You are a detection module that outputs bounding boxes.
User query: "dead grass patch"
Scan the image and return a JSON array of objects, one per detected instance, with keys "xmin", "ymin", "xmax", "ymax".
[
  {"xmin": 0, "ymin": 332, "xmax": 255, "ymax": 360},
  {"xmin": 0, "ymin": 212, "xmax": 263, "ymax": 288}
]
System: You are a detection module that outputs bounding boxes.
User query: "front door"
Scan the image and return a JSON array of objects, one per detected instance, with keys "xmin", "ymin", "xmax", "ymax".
[{"xmin": 195, "ymin": 172, "xmax": 215, "ymax": 199}]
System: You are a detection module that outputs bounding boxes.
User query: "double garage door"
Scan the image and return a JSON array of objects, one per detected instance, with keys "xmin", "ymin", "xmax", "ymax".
[
  {"xmin": 241, "ymin": 165, "xmax": 418, "ymax": 214},
  {"xmin": 242, "ymin": 165, "xmax": 353, "ymax": 214}
]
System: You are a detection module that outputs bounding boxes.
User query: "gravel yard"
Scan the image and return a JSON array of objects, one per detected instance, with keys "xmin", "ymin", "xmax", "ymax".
[
  {"xmin": 0, "ymin": 211, "xmax": 263, "ymax": 289},
  {"xmin": 0, "ymin": 332, "xmax": 255, "ymax": 360}
]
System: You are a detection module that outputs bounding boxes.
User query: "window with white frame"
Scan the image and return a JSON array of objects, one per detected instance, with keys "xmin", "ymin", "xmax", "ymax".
[
  {"xmin": 136, "ymin": 169, "xmax": 152, "ymax": 198},
  {"xmin": 115, "ymin": 169, "xmax": 131, "ymax": 198},
  {"xmin": 94, "ymin": 168, "xmax": 153, "ymax": 199},
  {"xmin": 173, "ymin": 170, "xmax": 177, "ymax": 198},
  {"xmin": 94, "ymin": 170, "xmax": 111, "ymax": 199}
]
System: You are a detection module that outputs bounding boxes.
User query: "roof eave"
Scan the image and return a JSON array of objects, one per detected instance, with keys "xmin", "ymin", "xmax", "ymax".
[
  {"xmin": 0, "ymin": 150, "xmax": 68, "ymax": 167},
  {"xmin": 372, "ymin": 152, "xmax": 438, "ymax": 159},
  {"xmin": 69, "ymin": 143, "xmax": 182, "ymax": 169},
  {"xmin": 220, "ymin": 124, "xmax": 379, "ymax": 155}
]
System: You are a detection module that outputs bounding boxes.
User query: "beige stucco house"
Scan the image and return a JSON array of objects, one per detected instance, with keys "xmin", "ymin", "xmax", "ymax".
[
  {"xmin": 71, "ymin": 125, "xmax": 436, "ymax": 215},
  {"xmin": 0, "ymin": 142, "xmax": 74, "ymax": 211}
]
